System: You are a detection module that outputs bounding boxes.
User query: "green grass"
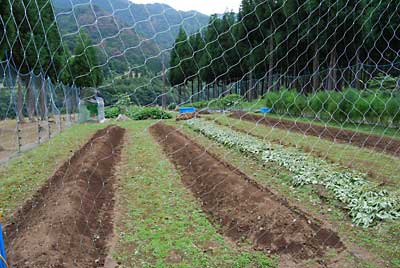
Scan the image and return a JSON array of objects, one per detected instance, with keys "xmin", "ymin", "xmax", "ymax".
[
  {"xmin": 261, "ymin": 112, "xmax": 400, "ymax": 139},
  {"xmin": 205, "ymin": 114, "xmax": 400, "ymax": 190},
  {"xmin": 0, "ymin": 123, "xmax": 104, "ymax": 220},
  {"xmin": 191, "ymin": 95, "xmax": 400, "ymax": 139},
  {"xmin": 234, "ymin": 98, "xmax": 400, "ymax": 138},
  {"xmin": 112, "ymin": 120, "xmax": 277, "ymax": 268},
  {"xmin": 230, "ymin": 96, "xmax": 400, "ymax": 139},
  {"xmin": 176, "ymin": 121, "xmax": 400, "ymax": 268}
]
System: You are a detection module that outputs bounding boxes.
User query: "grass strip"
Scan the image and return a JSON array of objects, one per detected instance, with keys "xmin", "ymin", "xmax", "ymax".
[{"xmin": 112, "ymin": 120, "xmax": 276, "ymax": 268}]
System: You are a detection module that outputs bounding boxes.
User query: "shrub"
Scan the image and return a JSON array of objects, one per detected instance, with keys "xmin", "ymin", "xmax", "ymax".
[
  {"xmin": 354, "ymin": 97, "xmax": 369, "ymax": 121},
  {"xmin": 366, "ymin": 93, "xmax": 386, "ymax": 122},
  {"xmin": 219, "ymin": 94, "xmax": 243, "ymax": 108},
  {"xmin": 326, "ymin": 91, "xmax": 344, "ymax": 121},
  {"xmin": 386, "ymin": 97, "xmax": 400, "ymax": 124},
  {"xmin": 86, "ymin": 103, "xmax": 98, "ymax": 116},
  {"xmin": 104, "ymin": 106, "xmax": 120, "ymax": 118},
  {"xmin": 275, "ymin": 89, "xmax": 293, "ymax": 113},
  {"xmin": 167, "ymin": 103, "xmax": 176, "ymax": 110},
  {"xmin": 367, "ymin": 75, "xmax": 398, "ymax": 92},
  {"xmin": 190, "ymin": 101, "xmax": 209, "ymax": 109},
  {"xmin": 340, "ymin": 88, "xmax": 362, "ymax": 120},
  {"xmin": 260, "ymin": 86, "xmax": 399, "ymax": 126},
  {"xmin": 308, "ymin": 91, "xmax": 330, "ymax": 116},
  {"xmin": 115, "ymin": 93, "xmax": 131, "ymax": 114},
  {"xmin": 127, "ymin": 106, "xmax": 172, "ymax": 120},
  {"xmin": 264, "ymin": 91, "xmax": 281, "ymax": 111},
  {"xmin": 292, "ymin": 94, "xmax": 307, "ymax": 116}
]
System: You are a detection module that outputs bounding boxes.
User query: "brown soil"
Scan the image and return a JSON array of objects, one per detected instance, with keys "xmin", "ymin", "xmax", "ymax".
[
  {"xmin": 176, "ymin": 112, "xmax": 199, "ymax": 121},
  {"xmin": 231, "ymin": 112, "xmax": 400, "ymax": 157},
  {"xmin": 4, "ymin": 125, "xmax": 125, "ymax": 268},
  {"xmin": 150, "ymin": 122, "xmax": 345, "ymax": 266}
]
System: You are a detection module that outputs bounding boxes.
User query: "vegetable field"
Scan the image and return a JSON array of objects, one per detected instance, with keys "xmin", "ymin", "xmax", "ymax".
[
  {"xmin": 0, "ymin": 115, "xmax": 399, "ymax": 267},
  {"xmin": 1, "ymin": 0, "xmax": 400, "ymax": 267}
]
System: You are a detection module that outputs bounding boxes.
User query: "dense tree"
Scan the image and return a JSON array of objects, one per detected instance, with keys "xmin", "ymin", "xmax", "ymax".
[
  {"xmin": 169, "ymin": 27, "xmax": 192, "ymax": 103},
  {"xmin": 0, "ymin": 0, "xmax": 70, "ymax": 120},
  {"xmin": 0, "ymin": 0, "xmax": 17, "ymax": 60},
  {"xmin": 70, "ymin": 31, "xmax": 103, "ymax": 88},
  {"xmin": 4, "ymin": 0, "xmax": 68, "ymax": 81},
  {"xmin": 362, "ymin": 0, "xmax": 400, "ymax": 67},
  {"xmin": 169, "ymin": 0, "xmax": 397, "ymax": 101},
  {"xmin": 188, "ymin": 32, "xmax": 206, "ymax": 99}
]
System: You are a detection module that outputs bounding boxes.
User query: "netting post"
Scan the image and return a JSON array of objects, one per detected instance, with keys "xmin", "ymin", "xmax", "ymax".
[
  {"xmin": 48, "ymin": 110, "xmax": 52, "ymax": 140},
  {"xmin": 16, "ymin": 121, "xmax": 21, "ymax": 153},
  {"xmin": 36, "ymin": 75, "xmax": 43, "ymax": 145},
  {"xmin": 37, "ymin": 118, "xmax": 41, "ymax": 145}
]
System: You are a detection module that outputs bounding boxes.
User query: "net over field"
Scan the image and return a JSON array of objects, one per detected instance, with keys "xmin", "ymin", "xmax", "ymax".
[{"xmin": 0, "ymin": 0, "xmax": 399, "ymax": 267}]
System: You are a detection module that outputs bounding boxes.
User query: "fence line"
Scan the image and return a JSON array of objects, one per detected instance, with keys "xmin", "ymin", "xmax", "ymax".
[{"xmin": 0, "ymin": 61, "xmax": 80, "ymax": 163}]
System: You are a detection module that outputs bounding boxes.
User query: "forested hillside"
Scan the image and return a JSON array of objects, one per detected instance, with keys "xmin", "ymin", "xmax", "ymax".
[
  {"xmin": 52, "ymin": 0, "xmax": 209, "ymax": 49},
  {"xmin": 55, "ymin": 3, "xmax": 162, "ymax": 75}
]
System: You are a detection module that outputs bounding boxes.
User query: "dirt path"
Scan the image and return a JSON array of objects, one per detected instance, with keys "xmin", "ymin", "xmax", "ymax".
[
  {"xmin": 5, "ymin": 125, "xmax": 125, "ymax": 268},
  {"xmin": 231, "ymin": 112, "xmax": 400, "ymax": 157},
  {"xmin": 150, "ymin": 122, "xmax": 349, "ymax": 267}
]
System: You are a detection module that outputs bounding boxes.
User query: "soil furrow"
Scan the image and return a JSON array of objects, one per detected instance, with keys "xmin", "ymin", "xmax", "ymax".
[
  {"xmin": 150, "ymin": 122, "xmax": 346, "ymax": 267},
  {"xmin": 5, "ymin": 125, "xmax": 125, "ymax": 268},
  {"xmin": 231, "ymin": 112, "xmax": 400, "ymax": 157}
]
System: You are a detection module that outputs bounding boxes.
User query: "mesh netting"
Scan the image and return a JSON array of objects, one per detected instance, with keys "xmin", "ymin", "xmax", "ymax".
[{"xmin": 0, "ymin": 0, "xmax": 399, "ymax": 267}]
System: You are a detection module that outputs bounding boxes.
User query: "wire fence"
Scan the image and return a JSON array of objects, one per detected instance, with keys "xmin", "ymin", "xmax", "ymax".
[
  {"xmin": 0, "ymin": 60, "xmax": 80, "ymax": 163},
  {"xmin": 1, "ymin": 0, "xmax": 400, "ymax": 267}
]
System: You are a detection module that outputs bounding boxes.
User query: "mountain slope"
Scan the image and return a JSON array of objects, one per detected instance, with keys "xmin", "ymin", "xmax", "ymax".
[
  {"xmin": 52, "ymin": 0, "xmax": 209, "ymax": 49},
  {"xmin": 55, "ymin": 3, "xmax": 162, "ymax": 74}
]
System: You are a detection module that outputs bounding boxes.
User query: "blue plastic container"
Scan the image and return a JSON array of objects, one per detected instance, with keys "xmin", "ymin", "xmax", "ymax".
[
  {"xmin": 0, "ymin": 224, "xmax": 6, "ymax": 268},
  {"xmin": 179, "ymin": 107, "xmax": 196, "ymax": 114},
  {"xmin": 260, "ymin": 107, "xmax": 271, "ymax": 114}
]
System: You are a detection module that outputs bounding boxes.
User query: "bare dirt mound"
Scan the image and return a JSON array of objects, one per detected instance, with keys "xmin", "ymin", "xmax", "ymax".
[
  {"xmin": 150, "ymin": 122, "xmax": 345, "ymax": 265},
  {"xmin": 5, "ymin": 125, "xmax": 125, "ymax": 268},
  {"xmin": 231, "ymin": 112, "xmax": 400, "ymax": 157}
]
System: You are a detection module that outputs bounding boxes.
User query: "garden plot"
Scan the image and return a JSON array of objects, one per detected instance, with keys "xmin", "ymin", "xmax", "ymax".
[
  {"xmin": 4, "ymin": 125, "xmax": 125, "ymax": 267},
  {"xmin": 231, "ymin": 112, "xmax": 400, "ymax": 157},
  {"xmin": 186, "ymin": 119, "xmax": 400, "ymax": 227},
  {"xmin": 207, "ymin": 115, "xmax": 400, "ymax": 189},
  {"xmin": 150, "ymin": 122, "xmax": 349, "ymax": 267}
]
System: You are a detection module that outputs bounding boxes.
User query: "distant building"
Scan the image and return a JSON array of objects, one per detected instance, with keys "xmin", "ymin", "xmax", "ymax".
[{"xmin": 117, "ymin": 70, "xmax": 142, "ymax": 80}]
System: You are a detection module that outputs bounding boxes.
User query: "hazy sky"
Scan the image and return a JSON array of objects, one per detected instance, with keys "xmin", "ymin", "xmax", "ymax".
[{"xmin": 131, "ymin": 0, "xmax": 242, "ymax": 15}]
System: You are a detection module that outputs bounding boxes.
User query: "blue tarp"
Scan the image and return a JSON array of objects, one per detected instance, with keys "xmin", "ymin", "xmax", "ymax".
[
  {"xmin": 179, "ymin": 107, "xmax": 196, "ymax": 114},
  {"xmin": 0, "ymin": 224, "xmax": 6, "ymax": 268},
  {"xmin": 260, "ymin": 107, "xmax": 272, "ymax": 114}
]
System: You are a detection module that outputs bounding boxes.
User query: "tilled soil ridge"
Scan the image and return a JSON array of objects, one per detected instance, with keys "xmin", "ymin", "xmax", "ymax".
[
  {"xmin": 150, "ymin": 122, "xmax": 345, "ymax": 265},
  {"xmin": 5, "ymin": 125, "xmax": 125, "ymax": 268},
  {"xmin": 231, "ymin": 112, "xmax": 400, "ymax": 157}
]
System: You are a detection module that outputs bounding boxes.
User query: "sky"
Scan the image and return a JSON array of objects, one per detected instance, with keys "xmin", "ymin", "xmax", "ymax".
[{"xmin": 131, "ymin": 0, "xmax": 242, "ymax": 15}]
